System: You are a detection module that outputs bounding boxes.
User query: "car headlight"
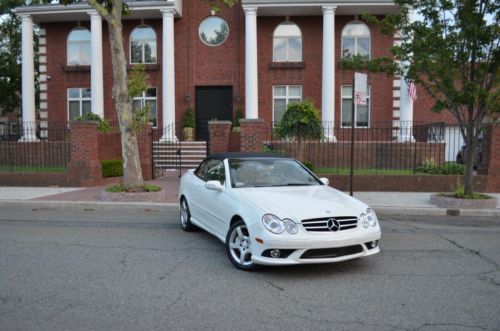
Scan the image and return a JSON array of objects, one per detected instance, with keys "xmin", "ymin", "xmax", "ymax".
[
  {"xmin": 262, "ymin": 214, "xmax": 298, "ymax": 234},
  {"xmin": 360, "ymin": 213, "xmax": 369, "ymax": 228},
  {"xmin": 366, "ymin": 208, "xmax": 378, "ymax": 227}
]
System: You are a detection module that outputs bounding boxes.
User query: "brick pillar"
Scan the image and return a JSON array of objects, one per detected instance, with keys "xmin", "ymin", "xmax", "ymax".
[
  {"xmin": 67, "ymin": 121, "xmax": 102, "ymax": 186},
  {"xmin": 208, "ymin": 121, "xmax": 232, "ymax": 153},
  {"xmin": 484, "ymin": 127, "xmax": 500, "ymax": 192},
  {"xmin": 137, "ymin": 124, "xmax": 153, "ymax": 180},
  {"xmin": 240, "ymin": 119, "xmax": 269, "ymax": 152}
]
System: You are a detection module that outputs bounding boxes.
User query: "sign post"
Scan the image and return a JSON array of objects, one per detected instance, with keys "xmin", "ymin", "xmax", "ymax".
[{"xmin": 350, "ymin": 73, "xmax": 368, "ymax": 196}]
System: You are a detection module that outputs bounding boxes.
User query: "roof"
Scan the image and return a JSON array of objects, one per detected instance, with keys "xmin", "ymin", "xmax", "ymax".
[{"xmin": 207, "ymin": 152, "xmax": 290, "ymax": 160}]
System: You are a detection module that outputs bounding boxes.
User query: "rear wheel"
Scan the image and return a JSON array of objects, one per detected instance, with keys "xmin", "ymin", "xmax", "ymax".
[
  {"xmin": 226, "ymin": 220, "xmax": 256, "ymax": 271},
  {"xmin": 180, "ymin": 198, "xmax": 196, "ymax": 232}
]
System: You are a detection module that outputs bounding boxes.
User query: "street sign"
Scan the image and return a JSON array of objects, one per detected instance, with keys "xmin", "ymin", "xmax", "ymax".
[{"xmin": 354, "ymin": 72, "xmax": 367, "ymax": 105}]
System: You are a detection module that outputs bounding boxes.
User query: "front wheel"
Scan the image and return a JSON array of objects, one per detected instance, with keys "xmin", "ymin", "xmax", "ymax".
[
  {"xmin": 180, "ymin": 198, "xmax": 196, "ymax": 232},
  {"xmin": 226, "ymin": 220, "xmax": 256, "ymax": 271}
]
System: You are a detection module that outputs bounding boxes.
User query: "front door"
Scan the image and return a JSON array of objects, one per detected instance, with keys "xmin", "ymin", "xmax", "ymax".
[{"xmin": 195, "ymin": 86, "xmax": 233, "ymax": 141}]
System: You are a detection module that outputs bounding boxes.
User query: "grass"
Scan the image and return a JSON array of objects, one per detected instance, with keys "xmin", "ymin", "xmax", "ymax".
[
  {"xmin": 105, "ymin": 184, "xmax": 162, "ymax": 193},
  {"xmin": 0, "ymin": 166, "xmax": 66, "ymax": 173}
]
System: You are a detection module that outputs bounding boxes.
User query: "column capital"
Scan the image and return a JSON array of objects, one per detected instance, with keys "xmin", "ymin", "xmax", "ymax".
[
  {"xmin": 160, "ymin": 8, "xmax": 176, "ymax": 16},
  {"xmin": 18, "ymin": 14, "xmax": 32, "ymax": 22},
  {"xmin": 243, "ymin": 6, "xmax": 258, "ymax": 15},
  {"xmin": 87, "ymin": 10, "xmax": 101, "ymax": 19},
  {"xmin": 322, "ymin": 5, "xmax": 337, "ymax": 13}
]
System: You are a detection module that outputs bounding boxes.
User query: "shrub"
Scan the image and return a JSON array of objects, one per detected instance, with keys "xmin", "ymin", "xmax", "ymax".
[
  {"xmin": 276, "ymin": 99, "xmax": 322, "ymax": 140},
  {"xmin": 417, "ymin": 160, "xmax": 465, "ymax": 175},
  {"xmin": 302, "ymin": 161, "xmax": 314, "ymax": 172},
  {"xmin": 76, "ymin": 112, "xmax": 112, "ymax": 132},
  {"xmin": 233, "ymin": 108, "xmax": 243, "ymax": 127},
  {"xmin": 105, "ymin": 184, "xmax": 161, "ymax": 192},
  {"xmin": 184, "ymin": 108, "xmax": 194, "ymax": 128},
  {"xmin": 101, "ymin": 159, "xmax": 123, "ymax": 178}
]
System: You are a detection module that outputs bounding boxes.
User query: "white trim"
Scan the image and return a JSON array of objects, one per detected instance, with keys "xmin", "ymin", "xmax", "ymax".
[
  {"xmin": 39, "ymin": 65, "xmax": 47, "ymax": 72},
  {"xmin": 40, "ymin": 92, "xmax": 47, "ymax": 100},
  {"xmin": 340, "ymin": 21, "xmax": 371, "ymax": 59},
  {"xmin": 67, "ymin": 27, "xmax": 91, "ymax": 65},
  {"xmin": 340, "ymin": 84, "xmax": 371, "ymax": 128},
  {"xmin": 133, "ymin": 87, "xmax": 158, "ymax": 127},
  {"xmin": 198, "ymin": 16, "xmax": 230, "ymax": 47},
  {"xmin": 67, "ymin": 87, "xmax": 91, "ymax": 121},
  {"xmin": 40, "ymin": 102, "xmax": 47, "ymax": 109},
  {"xmin": 39, "ymin": 37, "xmax": 46, "ymax": 45},
  {"xmin": 244, "ymin": 6, "xmax": 259, "ymax": 119},
  {"xmin": 393, "ymin": 99, "xmax": 400, "ymax": 108},
  {"xmin": 272, "ymin": 21, "xmax": 303, "ymax": 62}
]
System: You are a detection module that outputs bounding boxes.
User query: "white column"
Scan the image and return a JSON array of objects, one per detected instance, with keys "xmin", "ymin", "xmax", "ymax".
[
  {"xmin": 20, "ymin": 14, "xmax": 37, "ymax": 142},
  {"xmin": 161, "ymin": 9, "xmax": 177, "ymax": 142},
  {"xmin": 321, "ymin": 6, "xmax": 336, "ymax": 141},
  {"xmin": 89, "ymin": 11, "xmax": 104, "ymax": 119},
  {"xmin": 244, "ymin": 6, "xmax": 258, "ymax": 119},
  {"xmin": 398, "ymin": 77, "xmax": 415, "ymax": 142}
]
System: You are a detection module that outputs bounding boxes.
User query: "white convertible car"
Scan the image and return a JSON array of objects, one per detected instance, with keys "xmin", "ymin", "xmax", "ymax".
[{"xmin": 179, "ymin": 153, "xmax": 381, "ymax": 270}]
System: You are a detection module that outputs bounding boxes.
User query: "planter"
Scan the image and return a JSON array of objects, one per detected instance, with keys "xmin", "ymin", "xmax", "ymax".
[
  {"xmin": 183, "ymin": 127, "xmax": 194, "ymax": 141},
  {"xmin": 430, "ymin": 193, "xmax": 498, "ymax": 209},
  {"xmin": 100, "ymin": 189, "xmax": 166, "ymax": 203}
]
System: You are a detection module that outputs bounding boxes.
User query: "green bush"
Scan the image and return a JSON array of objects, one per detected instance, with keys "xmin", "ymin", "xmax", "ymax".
[
  {"xmin": 302, "ymin": 161, "xmax": 314, "ymax": 172},
  {"xmin": 76, "ymin": 112, "xmax": 112, "ymax": 132},
  {"xmin": 184, "ymin": 108, "xmax": 194, "ymax": 128},
  {"xmin": 275, "ymin": 99, "xmax": 322, "ymax": 140},
  {"xmin": 105, "ymin": 184, "xmax": 161, "ymax": 192},
  {"xmin": 233, "ymin": 108, "xmax": 243, "ymax": 127},
  {"xmin": 101, "ymin": 159, "xmax": 123, "ymax": 178},
  {"xmin": 417, "ymin": 160, "xmax": 465, "ymax": 175}
]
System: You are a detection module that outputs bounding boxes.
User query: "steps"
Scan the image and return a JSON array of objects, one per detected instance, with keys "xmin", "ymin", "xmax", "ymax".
[{"xmin": 153, "ymin": 141, "xmax": 207, "ymax": 170}]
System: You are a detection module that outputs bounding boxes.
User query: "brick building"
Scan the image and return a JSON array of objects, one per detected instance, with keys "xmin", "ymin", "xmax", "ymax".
[{"xmin": 14, "ymin": 0, "xmax": 454, "ymax": 143}]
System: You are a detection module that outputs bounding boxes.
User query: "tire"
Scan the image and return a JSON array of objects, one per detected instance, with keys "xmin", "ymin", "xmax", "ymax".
[
  {"xmin": 180, "ymin": 198, "xmax": 196, "ymax": 232},
  {"xmin": 226, "ymin": 220, "xmax": 256, "ymax": 271}
]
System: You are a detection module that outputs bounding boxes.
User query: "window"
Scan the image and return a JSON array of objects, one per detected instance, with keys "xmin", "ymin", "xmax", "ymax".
[
  {"xmin": 341, "ymin": 22, "xmax": 370, "ymax": 59},
  {"xmin": 67, "ymin": 28, "xmax": 91, "ymax": 65},
  {"xmin": 67, "ymin": 88, "xmax": 91, "ymax": 120},
  {"xmin": 199, "ymin": 16, "xmax": 229, "ymax": 46},
  {"xmin": 130, "ymin": 26, "xmax": 157, "ymax": 64},
  {"xmin": 273, "ymin": 22, "xmax": 302, "ymax": 62},
  {"xmin": 195, "ymin": 159, "xmax": 225, "ymax": 184},
  {"xmin": 132, "ymin": 87, "xmax": 157, "ymax": 127},
  {"xmin": 273, "ymin": 85, "xmax": 302, "ymax": 122},
  {"xmin": 341, "ymin": 85, "xmax": 370, "ymax": 127}
]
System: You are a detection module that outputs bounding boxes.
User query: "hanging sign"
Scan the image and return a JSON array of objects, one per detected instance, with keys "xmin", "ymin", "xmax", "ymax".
[{"xmin": 354, "ymin": 72, "xmax": 368, "ymax": 105}]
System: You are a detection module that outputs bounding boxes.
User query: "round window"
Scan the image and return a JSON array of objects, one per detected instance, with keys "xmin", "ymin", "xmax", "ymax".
[{"xmin": 198, "ymin": 16, "xmax": 229, "ymax": 46}]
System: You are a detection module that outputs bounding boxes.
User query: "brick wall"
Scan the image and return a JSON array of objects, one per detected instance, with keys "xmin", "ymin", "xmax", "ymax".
[
  {"xmin": 229, "ymin": 130, "xmax": 241, "ymax": 152},
  {"xmin": 98, "ymin": 131, "xmax": 122, "ymax": 161},
  {"xmin": 208, "ymin": 121, "xmax": 232, "ymax": 153},
  {"xmin": 240, "ymin": 119, "xmax": 270, "ymax": 152},
  {"xmin": 483, "ymin": 127, "xmax": 500, "ymax": 192}
]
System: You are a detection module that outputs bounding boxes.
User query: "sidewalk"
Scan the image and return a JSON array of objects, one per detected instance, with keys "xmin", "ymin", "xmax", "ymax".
[{"xmin": 0, "ymin": 174, "xmax": 499, "ymax": 216}]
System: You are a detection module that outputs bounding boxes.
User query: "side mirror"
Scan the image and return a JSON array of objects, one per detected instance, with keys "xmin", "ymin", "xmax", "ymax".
[
  {"xmin": 320, "ymin": 177, "xmax": 330, "ymax": 185},
  {"xmin": 205, "ymin": 180, "xmax": 224, "ymax": 192}
]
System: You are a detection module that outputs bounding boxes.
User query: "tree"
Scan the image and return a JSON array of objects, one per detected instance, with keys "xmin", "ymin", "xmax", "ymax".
[
  {"xmin": 0, "ymin": 0, "xmax": 23, "ymax": 116},
  {"xmin": 276, "ymin": 99, "xmax": 322, "ymax": 161},
  {"xmin": 59, "ymin": 0, "xmax": 144, "ymax": 186},
  {"xmin": 341, "ymin": 0, "xmax": 499, "ymax": 196}
]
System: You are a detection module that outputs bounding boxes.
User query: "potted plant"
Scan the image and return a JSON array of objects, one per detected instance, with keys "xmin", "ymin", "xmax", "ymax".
[
  {"xmin": 232, "ymin": 108, "xmax": 243, "ymax": 132},
  {"xmin": 183, "ymin": 108, "xmax": 194, "ymax": 141}
]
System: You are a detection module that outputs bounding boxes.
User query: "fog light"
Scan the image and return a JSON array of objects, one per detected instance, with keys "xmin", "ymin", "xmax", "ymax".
[
  {"xmin": 370, "ymin": 241, "xmax": 377, "ymax": 248},
  {"xmin": 270, "ymin": 249, "xmax": 281, "ymax": 258}
]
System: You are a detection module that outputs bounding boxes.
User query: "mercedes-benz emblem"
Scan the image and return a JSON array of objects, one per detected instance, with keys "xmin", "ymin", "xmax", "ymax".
[{"xmin": 327, "ymin": 218, "xmax": 340, "ymax": 232}]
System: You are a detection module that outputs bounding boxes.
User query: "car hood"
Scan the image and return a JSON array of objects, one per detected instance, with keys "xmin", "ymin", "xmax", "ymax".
[{"xmin": 235, "ymin": 185, "xmax": 368, "ymax": 221}]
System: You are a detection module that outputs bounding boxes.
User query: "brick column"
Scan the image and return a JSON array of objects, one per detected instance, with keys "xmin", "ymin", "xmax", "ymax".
[
  {"xmin": 67, "ymin": 121, "xmax": 102, "ymax": 186},
  {"xmin": 484, "ymin": 127, "xmax": 500, "ymax": 192},
  {"xmin": 137, "ymin": 124, "xmax": 153, "ymax": 180},
  {"xmin": 240, "ymin": 119, "xmax": 268, "ymax": 153},
  {"xmin": 208, "ymin": 121, "xmax": 232, "ymax": 153}
]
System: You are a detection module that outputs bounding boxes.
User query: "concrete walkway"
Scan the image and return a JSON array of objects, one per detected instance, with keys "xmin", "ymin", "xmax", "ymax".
[{"xmin": 0, "ymin": 175, "xmax": 499, "ymax": 216}]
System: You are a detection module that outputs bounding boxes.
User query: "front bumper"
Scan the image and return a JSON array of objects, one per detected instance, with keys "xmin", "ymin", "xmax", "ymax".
[{"xmin": 250, "ymin": 231, "xmax": 381, "ymax": 266}]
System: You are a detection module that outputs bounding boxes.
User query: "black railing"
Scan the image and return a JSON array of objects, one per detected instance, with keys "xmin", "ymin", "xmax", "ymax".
[
  {"xmin": 0, "ymin": 122, "xmax": 71, "ymax": 173},
  {"xmin": 266, "ymin": 121, "xmax": 467, "ymax": 175},
  {"xmin": 151, "ymin": 122, "xmax": 182, "ymax": 178}
]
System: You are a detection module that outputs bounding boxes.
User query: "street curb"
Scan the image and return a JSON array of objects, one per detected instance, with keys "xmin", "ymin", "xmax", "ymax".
[
  {"xmin": 0, "ymin": 200, "xmax": 179, "ymax": 212},
  {"xmin": 377, "ymin": 206, "xmax": 500, "ymax": 217}
]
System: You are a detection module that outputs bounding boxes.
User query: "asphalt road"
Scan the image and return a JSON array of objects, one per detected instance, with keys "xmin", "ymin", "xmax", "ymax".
[{"xmin": 0, "ymin": 206, "xmax": 499, "ymax": 331}]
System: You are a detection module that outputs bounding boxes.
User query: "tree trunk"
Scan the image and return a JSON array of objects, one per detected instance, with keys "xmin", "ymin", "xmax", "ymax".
[
  {"xmin": 463, "ymin": 122, "xmax": 476, "ymax": 196},
  {"xmin": 107, "ymin": 13, "xmax": 144, "ymax": 186}
]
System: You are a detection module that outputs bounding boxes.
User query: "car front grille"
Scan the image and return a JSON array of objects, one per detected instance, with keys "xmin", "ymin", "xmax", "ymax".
[
  {"xmin": 300, "ymin": 245, "xmax": 363, "ymax": 259},
  {"xmin": 301, "ymin": 216, "xmax": 358, "ymax": 232}
]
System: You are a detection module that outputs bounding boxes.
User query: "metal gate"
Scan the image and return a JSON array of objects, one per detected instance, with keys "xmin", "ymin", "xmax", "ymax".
[{"xmin": 151, "ymin": 125, "xmax": 182, "ymax": 178}]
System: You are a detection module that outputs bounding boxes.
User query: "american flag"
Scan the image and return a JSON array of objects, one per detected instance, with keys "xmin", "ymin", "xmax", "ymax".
[{"xmin": 407, "ymin": 80, "xmax": 417, "ymax": 101}]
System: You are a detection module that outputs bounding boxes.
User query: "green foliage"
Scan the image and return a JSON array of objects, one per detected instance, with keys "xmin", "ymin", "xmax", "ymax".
[
  {"xmin": 276, "ymin": 99, "xmax": 322, "ymax": 140},
  {"xmin": 105, "ymin": 184, "xmax": 161, "ymax": 192},
  {"xmin": 184, "ymin": 108, "xmax": 194, "ymax": 128},
  {"xmin": 302, "ymin": 161, "xmax": 314, "ymax": 172},
  {"xmin": 417, "ymin": 160, "xmax": 465, "ymax": 175},
  {"xmin": 127, "ymin": 64, "xmax": 148, "ymax": 98},
  {"xmin": 76, "ymin": 112, "xmax": 112, "ymax": 132},
  {"xmin": 233, "ymin": 108, "xmax": 243, "ymax": 127},
  {"xmin": 101, "ymin": 159, "xmax": 123, "ymax": 178},
  {"xmin": 202, "ymin": 0, "xmax": 237, "ymax": 14},
  {"xmin": 450, "ymin": 184, "xmax": 491, "ymax": 200}
]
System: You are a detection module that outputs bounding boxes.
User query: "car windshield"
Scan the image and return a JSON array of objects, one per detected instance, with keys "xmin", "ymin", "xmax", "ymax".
[{"xmin": 228, "ymin": 158, "xmax": 321, "ymax": 188}]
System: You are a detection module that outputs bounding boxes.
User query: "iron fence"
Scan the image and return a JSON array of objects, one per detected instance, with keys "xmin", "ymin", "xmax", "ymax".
[
  {"xmin": 151, "ymin": 122, "xmax": 182, "ymax": 178},
  {"xmin": 0, "ymin": 122, "xmax": 71, "ymax": 172},
  {"xmin": 266, "ymin": 121, "xmax": 468, "ymax": 175}
]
